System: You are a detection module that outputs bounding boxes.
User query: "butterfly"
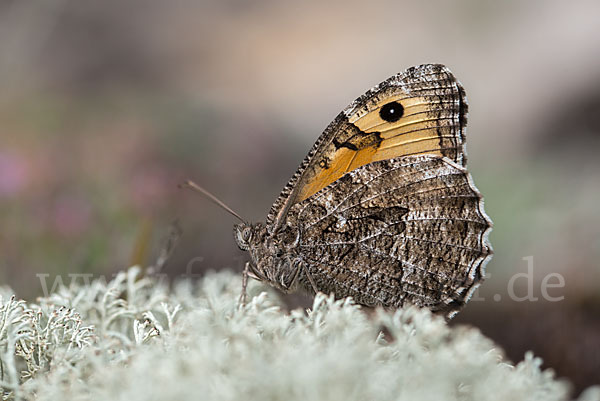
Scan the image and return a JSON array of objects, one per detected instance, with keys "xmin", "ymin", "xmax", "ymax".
[{"xmin": 200, "ymin": 64, "xmax": 492, "ymax": 318}]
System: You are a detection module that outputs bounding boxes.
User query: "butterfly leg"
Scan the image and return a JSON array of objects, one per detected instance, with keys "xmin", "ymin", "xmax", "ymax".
[
  {"xmin": 303, "ymin": 266, "xmax": 320, "ymax": 295},
  {"xmin": 238, "ymin": 261, "xmax": 251, "ymax": 308}
]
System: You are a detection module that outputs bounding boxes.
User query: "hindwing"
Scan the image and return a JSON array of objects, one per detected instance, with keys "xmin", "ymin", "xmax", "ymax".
[{"xmin": 284, "ymin": 155, "xmax": 492, "ymax": 316}]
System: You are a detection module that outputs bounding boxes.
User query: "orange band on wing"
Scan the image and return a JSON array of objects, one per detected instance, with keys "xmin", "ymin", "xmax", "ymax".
[{"xmin": 295, "ymin": 93, "xmax": 464, "ymax": 202}]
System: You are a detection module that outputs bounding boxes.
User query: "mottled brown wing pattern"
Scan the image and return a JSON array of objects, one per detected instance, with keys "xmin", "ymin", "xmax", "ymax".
[
  {"xmin": 284, "ymin": 155, "xmax": 492, "ymax": 316},
  {"xmin": 233, "ymin": 64, "xmax": 492, "ymax": 317},
  {"xmin": 267, "ymin": 64, "xmax": 467, "ymax": 232}
]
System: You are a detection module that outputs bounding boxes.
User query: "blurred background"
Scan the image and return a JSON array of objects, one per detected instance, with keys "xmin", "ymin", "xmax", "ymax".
[{"xmin": 1, "ymin": 0, "xmax": 599, "ymax": 395}]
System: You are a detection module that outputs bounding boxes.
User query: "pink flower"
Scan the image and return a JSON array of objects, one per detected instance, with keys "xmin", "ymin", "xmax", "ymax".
[{"xmin": 0, "ymin": 152, "xmax": 29, "ymax": 198}]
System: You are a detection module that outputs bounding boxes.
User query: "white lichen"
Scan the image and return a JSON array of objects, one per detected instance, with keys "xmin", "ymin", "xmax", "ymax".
[{"xmin": 0, "ymin": 267, "xmax": 598, "ymax": 401}]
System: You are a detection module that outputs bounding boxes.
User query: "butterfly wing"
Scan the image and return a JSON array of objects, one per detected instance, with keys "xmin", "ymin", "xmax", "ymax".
[
  {"xmin": 267, "ymin": 64, "xmax": 467, "ymax": 232},
  {"xmin": 285, "ymin": 155, "xmax": 492, "ymax": 316}
]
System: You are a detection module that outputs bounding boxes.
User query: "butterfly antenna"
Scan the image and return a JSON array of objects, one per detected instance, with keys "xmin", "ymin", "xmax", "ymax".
[{"xmin": 181, "ymin": 180, "xmax": 246, "ymax": 224}]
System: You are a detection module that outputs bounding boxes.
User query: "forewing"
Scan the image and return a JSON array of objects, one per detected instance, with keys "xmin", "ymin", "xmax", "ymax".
[
  {"xmin": 285, "ymin": 155, "xmax": 492, "ymax": 316},
  {"xmin": 267, "ymin": 64, "xmax": 467, "ymax": 232}
]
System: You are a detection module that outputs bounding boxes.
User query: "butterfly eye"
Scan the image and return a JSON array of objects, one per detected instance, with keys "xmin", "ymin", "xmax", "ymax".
[
  {"xmin": 379, "ymin": 101, "xmax": 404, "ymax": 122},
  {"xmin": 234, "ymin": 224, "xmax": 253, "ymax": 251},
  {"xmin": 242, "ymin": 227, "xmax": 252, "ymax": 242}
]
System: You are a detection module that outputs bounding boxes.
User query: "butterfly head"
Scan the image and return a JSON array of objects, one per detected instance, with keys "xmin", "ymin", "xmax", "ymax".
[
  {"xmin": 233, "ymin": 222, "xmax": 257, "ymax": 251},
  {"xmin": 234, "ymin": 222, "xmax": 304, "ymax": 292}
]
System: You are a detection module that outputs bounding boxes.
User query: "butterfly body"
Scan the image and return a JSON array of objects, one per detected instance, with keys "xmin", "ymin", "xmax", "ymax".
[{"xmin": 234, "ymin": 64, "xmax": 492, "ymax": 317}]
